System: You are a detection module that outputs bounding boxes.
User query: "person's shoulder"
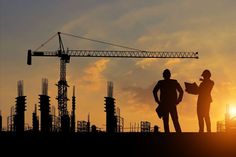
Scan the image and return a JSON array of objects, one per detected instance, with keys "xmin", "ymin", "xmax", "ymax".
[
  {"xmin": 157, "ymin": 80, "xmax": 164, "ymax": 84},
  {"xmin": 204, "ymin": 79, "xmax": 214, "ymax": 86},
  {"xmin": 170, "ymin": 79, "xmax": 178, "ymax": 83}
]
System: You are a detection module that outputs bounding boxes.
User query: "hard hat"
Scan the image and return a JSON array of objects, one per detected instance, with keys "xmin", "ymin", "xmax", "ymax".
[{"xmin": 201, "ymin": 69, "xmax": 211, "ymax": 78}]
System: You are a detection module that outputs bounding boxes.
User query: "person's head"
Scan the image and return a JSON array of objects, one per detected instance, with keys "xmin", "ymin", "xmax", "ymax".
[
  {"xmin": 163, "ymin": 69, "xmax": 171, "ymax": 79},
  {"xmin": 201, "ymin": 69, "xmax": 211, "ymax": 79}
]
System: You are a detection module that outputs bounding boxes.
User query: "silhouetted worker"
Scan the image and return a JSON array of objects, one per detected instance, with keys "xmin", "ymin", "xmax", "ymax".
[
  {"xmin": 153, "ymin": 69, "xmax": 183, "ymax": 133},
  {"xmin": 190, "ymin": 70, "xmax": 214, "ymax": 132}
]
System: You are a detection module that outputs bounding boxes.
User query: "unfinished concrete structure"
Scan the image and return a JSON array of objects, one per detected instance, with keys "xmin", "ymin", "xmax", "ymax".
[
  {"xmin": 71, "ymin": 86, "xmax": 76, "ymax": 133},
  {"xmin": 39, "ymin": 78, "xmax": 52, "ymax": 132},
  {"xmin": 104, "ymin": 81, "xmax": 117, "ymax": 133},
  {"xmin": 14, "ymin": 80, "xmax": 26, "ymax": 133},
  {"xmin": 32, "ymin": 104, "xmax": 39, "ymax": 132}
]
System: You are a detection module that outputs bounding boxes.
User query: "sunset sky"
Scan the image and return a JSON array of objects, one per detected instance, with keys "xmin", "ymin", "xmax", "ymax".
[{"xmin": 1, "ymin": 0, "xmax": 236, "ymax": 132}]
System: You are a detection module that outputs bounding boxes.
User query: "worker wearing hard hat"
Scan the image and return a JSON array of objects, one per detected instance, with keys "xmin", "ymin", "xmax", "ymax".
[{"xmin": 187, "ymin": 70, "xmax": 214, "ymax": 132}]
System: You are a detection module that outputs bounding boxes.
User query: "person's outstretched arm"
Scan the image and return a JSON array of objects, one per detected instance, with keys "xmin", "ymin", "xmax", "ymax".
[
  {"xmin": 177, "ymin": 82, "xmax": 184, "ymax": 104},
  {"xmin": 153, "ymin": 82, "xmax": 160, "ymax": 104}
]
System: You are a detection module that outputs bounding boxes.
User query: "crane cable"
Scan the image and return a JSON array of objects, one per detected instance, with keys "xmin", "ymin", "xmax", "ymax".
[
  {"xmin": 61, "ymin": 32, "xmax": 144, "ymax": 51},
  {"xmin": 34, "ymin": 33, "xmax": 58, "ymax": 51}
]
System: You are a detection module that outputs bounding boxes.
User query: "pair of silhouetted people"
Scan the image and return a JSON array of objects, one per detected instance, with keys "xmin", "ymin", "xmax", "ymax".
[{"xmin": 153, "ymin": 69, "xmax": 214, "ymax": 133}]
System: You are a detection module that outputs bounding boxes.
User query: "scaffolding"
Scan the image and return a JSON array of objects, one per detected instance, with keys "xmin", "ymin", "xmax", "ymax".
[
  {"xmin": 116, "ymin": 107, "xmax": 124, "ymax": 132},
  {"xmin": 7, "ymin": 106, "xmax": 15, "ymax": 131},
  {"xmin": 130, "ymin": 122, "xmax": 139, "ymax": 132},
  {"xmin": 140, "ymin": 121, "xmax": 151, "ymax": 132},
  {"xmin": 51, "ymin": 105, "xmax": 60, "ymax": 132},
  {"xmin": 77, "ymin": 121, "xmax": 90, "ymax": 132},
  {"xmin": 217, "ymin": 121, "xmax": 225, "ymax": 132}
]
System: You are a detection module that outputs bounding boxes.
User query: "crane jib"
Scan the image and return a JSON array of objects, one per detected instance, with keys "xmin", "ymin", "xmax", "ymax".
[
  {"xmin": 27, "ymin": 49, "xmax": 199, "ymax": 65},
  {"xmin": 33, "ymin": 52, "xmax": 45, "ymax": 56}
]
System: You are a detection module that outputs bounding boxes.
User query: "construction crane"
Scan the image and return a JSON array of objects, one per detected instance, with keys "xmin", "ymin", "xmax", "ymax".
[{"xmin": 27, "ymin": 32, "xmax": 198, "ymax": 132}]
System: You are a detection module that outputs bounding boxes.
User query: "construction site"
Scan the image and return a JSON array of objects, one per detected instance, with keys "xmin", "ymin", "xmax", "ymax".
[{"xmin": 0, "ymin": 32, "xmax": 236, "ymax": 157}]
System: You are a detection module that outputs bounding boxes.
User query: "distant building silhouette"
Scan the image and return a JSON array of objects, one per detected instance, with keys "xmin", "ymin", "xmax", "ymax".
[
  {"xmin": 104, "ymin": 81, "xmax": 117, "ymax": 133},
  {"xmin": 14, "ymin": 80, "xmax": 26, "ymax": 133},
  {"xmin": 61, "ymin": 115, "xmax": 70, "ymax": 133},
  {"xmin": 76, "ymin": 113, "xmax": 90, "ymax": 132},
  {"xmin": 140, "ymin": 121, "xmax": 151, "ymax": 132},
  {"xmin": 39, "ymin": 78, "xmax": 52, "ymax": 133},
  {"xmin": 216, "ymin": 121, "xmax": 225, "ymax": 132},
  {"xmin": 70, "ymin": 86, "xmax": 76, "ymax": 133},
  {"xmin": 51, "ymin": 106, "xmax": 60, "ymax": 132},
  {"xmin": 130, "ymin": 122, "xmax": 139, "ymax": 132},
  {"xmin": 32, "ymin": 104, "xmax": 39, "ymax": 132},
  {"xmin": 7, "ymin": 106, "xmax": 15, "ymax": 131},
  {"xmin": 116, "ymin": 107, "xmax": 124, "ymax": 132},
  {"xmin": 77, "ymin": 121, "xmax": 89, "ymax": 132}
]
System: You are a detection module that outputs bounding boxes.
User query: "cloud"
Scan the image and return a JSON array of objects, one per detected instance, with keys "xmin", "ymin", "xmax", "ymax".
[
  {"xmin": 135, "ymin": 58, "xmax": 159, "ymax": 69},
  {"xmin": 164, "ymin": 59, "xmax": 181, "ymax": 68},
  {"xmin": 119, "ymin": 83, "xmax": 156, "ymax": 108},
  {"xmin": 78, "ymin": 59, "xmax": 110, "ymax": 91}
]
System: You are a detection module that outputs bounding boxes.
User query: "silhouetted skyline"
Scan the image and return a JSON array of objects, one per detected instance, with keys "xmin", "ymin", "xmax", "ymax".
[{"xmin": 1, "ymin": 0, "xmax": 236, "ymax": 132}]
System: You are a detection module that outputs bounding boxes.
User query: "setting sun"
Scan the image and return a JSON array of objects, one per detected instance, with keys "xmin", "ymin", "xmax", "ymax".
[{"xmin": 229, "ymin": 106, "xmax": 236, "ymax": 118}]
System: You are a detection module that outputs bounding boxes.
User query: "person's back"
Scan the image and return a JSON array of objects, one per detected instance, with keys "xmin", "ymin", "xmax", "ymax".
[
  {"xmin": 158, "ymin": 79, "xmax": 179, "ymax": 106},
  {"xmin": 153, "ymin": 69, "xmax": 183, "ymax": 133}
]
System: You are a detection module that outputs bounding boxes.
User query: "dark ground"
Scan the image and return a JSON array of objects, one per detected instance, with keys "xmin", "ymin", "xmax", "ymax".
[{"xmin": 0, "ymin": 132, "xmax": 236, "ymax": 157}]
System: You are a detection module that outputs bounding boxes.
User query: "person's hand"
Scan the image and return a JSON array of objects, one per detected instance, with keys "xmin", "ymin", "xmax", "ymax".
[{"xmin": 185, "ymin": 88, "xmax": 191, "ymax": 94}]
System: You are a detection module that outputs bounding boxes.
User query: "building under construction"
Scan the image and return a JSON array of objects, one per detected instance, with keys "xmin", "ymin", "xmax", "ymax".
[
  {"xmin": 39, "ymin": 78, "xmax": 52, "ymax": 133},
  {"xmin": 140, "ymin": 121, "xmax": 151, "ymax": 132},
  {"xmin": 7, "ymin": 106, "xmax": 15, "ymax": 131},
  {"xmin": 104, "ymin": 81, "xmax": 117, "ymax": 133},
  {"xmin": 32, "ymin": 104, "xmax": 39, "ymax": 132},
  {"xmin": 71, "ymin": 86, "xmax": 76, "ymax": 133},
  {"xmin": 14, "ymin": 80, "xmax": 26, "ymax": 133},
  {"xmin": 116, "ymin": 107, "xmax": 124, "ymax": 132},
  {"xmin": 77, "ymin": 114, "xmax": 90, "ymax": 132}
]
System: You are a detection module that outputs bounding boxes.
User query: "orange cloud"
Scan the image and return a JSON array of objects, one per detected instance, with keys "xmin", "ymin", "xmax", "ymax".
[
  {"xmin": 78, "ymin": 59, "xmax": 110, "ymax": 91},
  {"xmin": 135, "ymin": 58, "xmax": 159, "ymax": 69}
]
